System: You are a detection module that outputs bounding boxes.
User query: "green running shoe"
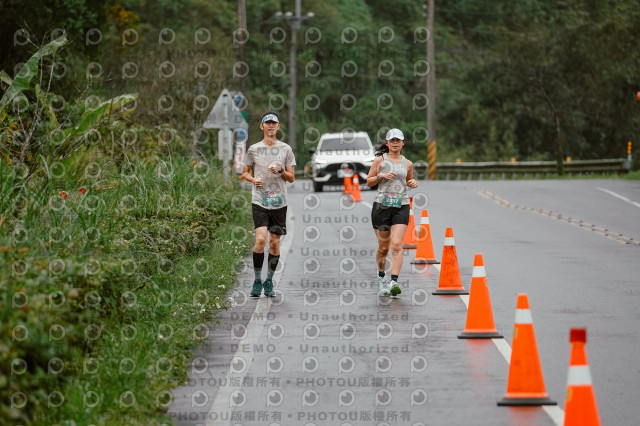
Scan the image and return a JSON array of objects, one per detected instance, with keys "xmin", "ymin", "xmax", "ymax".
[
  {"xmin": 389, "ymin": 281, "xmax": 402, "ymax": 297},
  {"xmin": 250, "ymin": 279, "xmax": 263, "ymax": 297},
  {"xmin": 262, "ymin": 279, "xmax": 276, "ymax": 297}
]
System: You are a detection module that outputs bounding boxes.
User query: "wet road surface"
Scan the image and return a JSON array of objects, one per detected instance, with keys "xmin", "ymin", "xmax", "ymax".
[{"xmin": 169, "ymin": 178, "xmax": 640, "ymax": 426}]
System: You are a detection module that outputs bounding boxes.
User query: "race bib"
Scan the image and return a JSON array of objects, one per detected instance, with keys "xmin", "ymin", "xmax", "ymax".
[
  {"xmin": 262, "ymin": 190, "xmax": 284, "ymax": 207},
  {"xmin": 381, "ymin": 191, "xmax": 402, "ymax": 208}
]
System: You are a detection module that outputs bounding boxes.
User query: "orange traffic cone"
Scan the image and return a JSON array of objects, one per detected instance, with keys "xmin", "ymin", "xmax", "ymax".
[
  {"xmin": 402, "ymin": 197, "xmax": 418, "ymax": 249},
  {"xmin": 563, "ymin": 328, "xmax": 600, "ymax": 425},
  {"xmin": 433, "ymin": 228, "xmax": 468, "ymax": 295},
  {"xmin": 343, "ymin": 168, "xmax": 352, "ymax": 195},
  {"xmin": 458, "ymin": 254, "xmax": 502, "ymax": 339},
  {"xmin": 410, "ymin": 210, "xmax": 439, "ymax": 264},
  {"xmin": 497, "ymin": 294, "xmax": 556, "ymax": 405},
  {"xmin": 350, "ymin": 175, "xmax": 362, "ymax": 202}
]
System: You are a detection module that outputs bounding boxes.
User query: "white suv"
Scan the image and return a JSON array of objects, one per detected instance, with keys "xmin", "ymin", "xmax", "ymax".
[{"xmin": 309, "ymin": 131, "xmax": 376, "ymax": 192}]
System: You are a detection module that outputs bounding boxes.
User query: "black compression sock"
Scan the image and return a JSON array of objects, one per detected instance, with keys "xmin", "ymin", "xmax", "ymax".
[
  {"xmin": 253, "ymin": 251, "xmax": 264, "ymax": 281},
  {"xmin": 267, "ymin": 254, "xmax": 280, "ymax": 280}
]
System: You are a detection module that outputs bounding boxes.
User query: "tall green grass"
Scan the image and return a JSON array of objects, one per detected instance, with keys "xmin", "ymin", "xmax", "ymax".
[
  {"xmin": 624, "ymin": 170, "xmax": 640, "ymax": 180},
  {"xmin": 0, "ymin": 156, "xmax": 252, "ymax": 425}
]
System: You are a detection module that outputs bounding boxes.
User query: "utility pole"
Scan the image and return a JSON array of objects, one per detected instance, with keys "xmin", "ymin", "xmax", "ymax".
[
  {"xmin": 275, "ymin": 1, "xmax": 313, "ymax": 157},
  {"xmin": 289, "ymin": 0, "xmax": 301, "ymax": 155},
  {"xmin": 237, "ymin": 0, "xmax": 247, "ymax": 96},
  {"xmin": 426, "ymin": 0, "xmax": 437, "ymax": 180}
]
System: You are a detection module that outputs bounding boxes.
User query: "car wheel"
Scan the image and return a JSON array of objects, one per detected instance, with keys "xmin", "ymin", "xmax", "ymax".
[{"xmin": 313, "ymin": 182, "xmax": 323, "ymax": 192}]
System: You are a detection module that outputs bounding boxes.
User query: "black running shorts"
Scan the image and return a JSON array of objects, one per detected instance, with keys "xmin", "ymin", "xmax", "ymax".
[
  {"xmin": 252, "ymin": 203, "xmax": 288, "ymax": 235},
  {"xmin": 371, "ymin": 202, "xmax": 410, "ymax": 231}
]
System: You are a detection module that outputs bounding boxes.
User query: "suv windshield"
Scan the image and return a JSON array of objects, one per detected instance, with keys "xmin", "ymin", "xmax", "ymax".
[{"xmin": 319, "ymin": 136, "xmax": 371, "ymax": 152}]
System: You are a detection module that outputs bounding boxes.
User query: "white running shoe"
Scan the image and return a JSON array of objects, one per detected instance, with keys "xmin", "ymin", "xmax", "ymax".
[{"xmin": 378, "ymin": 275, "xmax": 391, "ymax": 296}]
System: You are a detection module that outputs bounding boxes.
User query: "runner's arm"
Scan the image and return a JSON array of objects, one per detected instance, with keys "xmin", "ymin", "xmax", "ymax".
[
  {"xmin": 281, "ymin": 165, "xmax": 295, "ymax": 183},
  {"xmin": 406, "ymin": 161, "xmax": 418, "ymax": 188},
  {"xmin": 240, "ymin": 165, "xmax": 259, "ymax": 185},
  {"xmin": 366, "ymin": 157, "xmax": 384, "ymax": 187}
]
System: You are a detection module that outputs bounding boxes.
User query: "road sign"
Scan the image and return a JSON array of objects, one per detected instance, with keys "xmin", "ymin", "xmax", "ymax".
[
  {"xmin": 203, "ymin": 88, "xmax": 248, "ymax": 130},
  {"xmin": 235, "ymin": 128, "xmax": 248, "ymax": 142},
  {"xmin": 233, "ymin": 128, "xmax": 248, "ymax": 174},
  {"xmin": 203, "ymin": 89, "xmax": 249, "ymax": 176}
]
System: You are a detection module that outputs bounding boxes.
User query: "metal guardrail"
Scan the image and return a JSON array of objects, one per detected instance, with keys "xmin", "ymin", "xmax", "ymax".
[{"xmin": 435, "ymin": 158, "xmax": 630, "ymax": 180}]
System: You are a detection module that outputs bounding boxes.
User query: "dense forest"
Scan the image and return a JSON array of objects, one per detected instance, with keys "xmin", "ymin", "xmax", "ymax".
[{"xmin": 2, "ymin": 0, "xmax": 639, "ymax": 168}]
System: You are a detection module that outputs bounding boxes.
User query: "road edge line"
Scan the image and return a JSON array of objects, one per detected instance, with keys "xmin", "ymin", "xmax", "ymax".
[{"xmin": 205, "ymin": 209, "xmax": 295, "ymax": 426}]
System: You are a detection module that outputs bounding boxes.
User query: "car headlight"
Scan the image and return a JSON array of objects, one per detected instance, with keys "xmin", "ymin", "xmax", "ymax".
[
  {"xmin": 314, "ymin": 159, "xmax": 328, "ymax": 165},
  {"xmin": 363, "ymin": 156, "xmax": 376, "ymax": 163}
]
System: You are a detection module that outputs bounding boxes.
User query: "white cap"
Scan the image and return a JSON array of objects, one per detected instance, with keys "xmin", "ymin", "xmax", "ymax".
[
  {"xmin": 385, "ymin": 128, "xmax": 404, "ymax": 141},
  {"xmin": 261, "ymin": 113, "xmax": 279, "ymax": 124}
]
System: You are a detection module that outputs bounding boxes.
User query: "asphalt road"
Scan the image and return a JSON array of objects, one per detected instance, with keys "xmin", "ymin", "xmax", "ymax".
[{"xmin": 169, "ymin": 178, "xmax": 640, "ymax": 426}]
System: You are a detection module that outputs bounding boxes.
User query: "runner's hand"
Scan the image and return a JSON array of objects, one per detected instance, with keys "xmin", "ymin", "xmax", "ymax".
[
  {"xmin": 407, "ymin": 179, "xmax": 418, "ymax": 189},
  {"xmin": 254, "ymin": 177, "xmax": 263, "ymax": 188},
  {"xmin": 268, "ymin": 165, "xmax": 282, "ymax": 174},
  {"xmin": 381, "ymin": 172, "xmax": 396, "ymax": 180}
]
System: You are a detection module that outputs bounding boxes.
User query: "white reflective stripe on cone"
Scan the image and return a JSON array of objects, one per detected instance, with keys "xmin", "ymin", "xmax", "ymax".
[
  {"xmin": 420, "ymin": 216, "xmax": 430, "ymax": 225},
  {"xmin": 514, "ymin": 309, "xmax": 533, "ymax": 324},
  {"xmin": 471, "ymin": 265, "xmax": 486, "ymax": 277},
  {"xmin": 443, "ymin": 237, "xmax": 455, "ymax": 246},
  {"xmin": 567, "ymin": 365, "xmax": 592, "ymax": 386}
]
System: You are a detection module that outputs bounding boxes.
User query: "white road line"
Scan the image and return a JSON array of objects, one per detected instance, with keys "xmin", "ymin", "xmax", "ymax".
[
  {"xmin": 542, "ymin": 406, "xmax": 566, "ymax": 425},
  {"xmin": 597, "ymin": 187, "xmax": 640, "ymax": 209},
  {"xmin": 432, "ymin": 263, "xmax": 563, "ymax": 425},
  {"xmin": 492, "ymin": 339, "xmax": 512, "ymax": 364},
  {"xmin": 458, "ymin": 293, "xmax": 468, "ymax": 307},
  {"xmin": 205, "ymin": 211, "xmax": 294, "ymax": 426}
]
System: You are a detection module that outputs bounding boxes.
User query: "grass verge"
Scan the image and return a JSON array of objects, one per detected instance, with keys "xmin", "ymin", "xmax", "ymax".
[
  {"xmin": 1, "ymin": 156, "xmax": 252, "ymax": 425},
  {"xmin": 624, "ymin": 170, "xmax": 640, "ymax": 180}
]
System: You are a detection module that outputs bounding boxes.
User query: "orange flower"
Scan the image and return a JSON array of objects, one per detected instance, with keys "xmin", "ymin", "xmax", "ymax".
[
  {"xmin": 80, "ymin": 187, "xmax": 87, "ymax": 195},
  {"xmin": 58, "ymin": 191, "xmax": 68, "ymax": 200}
]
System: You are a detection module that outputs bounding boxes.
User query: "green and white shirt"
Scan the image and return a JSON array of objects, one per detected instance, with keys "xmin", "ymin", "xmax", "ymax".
[
  {"xmin": 375, "ymin": 154, "xmax": 410, "ymax": 207},
  {"xmin": 243, "ymin": 140, "xmax": 296, "ymax": 209}
]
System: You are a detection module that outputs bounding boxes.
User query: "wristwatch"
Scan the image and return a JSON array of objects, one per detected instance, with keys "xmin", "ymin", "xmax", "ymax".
[{"xmin": 377, "ymin": 173, "xmax": 383, "ymax": 181}]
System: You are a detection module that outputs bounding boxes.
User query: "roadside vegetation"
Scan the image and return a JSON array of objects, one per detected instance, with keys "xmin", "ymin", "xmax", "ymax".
[{"xmin": 1, "ymin": 37, "xmax": 251, "ymax": 425}]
